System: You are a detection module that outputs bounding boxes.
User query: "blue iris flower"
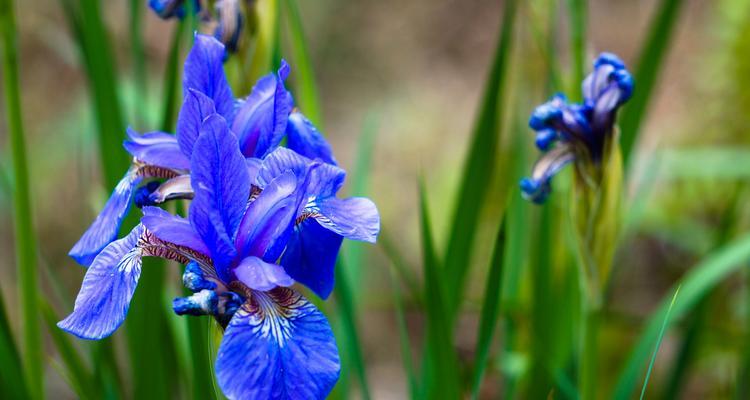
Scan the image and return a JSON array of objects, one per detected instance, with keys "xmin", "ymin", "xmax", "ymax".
[
  {"xmin": 520, "ymin": 52, "xmax": 634, "ymax": 203},
  {"xmin": 149, "ymin": 0, "xmax": 201, "ymax": 19},
  {"xmin": 61, "ymin": 34, "xmax": 379, "ymax": 399}
]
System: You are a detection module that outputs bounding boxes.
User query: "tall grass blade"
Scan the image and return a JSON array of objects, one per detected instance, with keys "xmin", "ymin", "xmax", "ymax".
[
  {"xmin": 619, "ymin": 0, "xmax": 686, "ymax": 165},
  {"xmin": 160, "ymin": 22, "xmax": 185, "ymax": 131},
  {"xmin": 388, "ymin": 264, "xmax": 418, "ymax": 399},
  {"xmin": 0, "ymin": 1, "xmax": 43, "ymax": 398},
  {"xmin": 283, "ymin": 0, "xmax": 322, "ymax": 125},
  {"xmin": 0, "ymin": 286, "xmax": 29, "ymax": 399},
  {"xmin": 613, "ymin": 232, "xmax": 750, "ymax": 400},
  {"xmin": 470, "ymin": 217, "xmax": 506, "ymax": 399},
  {"xmin": 566, "ymin": 0, "xmax": 587, "ymax": 99},
  {"xmin": 379, "ymin": 231, "xmax": 422, "ymax": 304},
  {"xmin": 639, "ymin": 287, "xmax": 680, "ymax": 400},
  {"xmin": 419, "ymin": 179, "xmax": 460, "ymax": 399},
  {"xmin": 41, "ymin": 301, "xmax": 98, "ymax": 399},
  {"xmin": 60, "ymin": 0, "xmax": 129, "ymax": 189},
  {"xmin": 129, "ymin": 0, "xmax": 147, "ymax": 125},
  {"xmin": 443, "ymin": 0, "xmax": 517, "ymax": 315},
  {"xmin": 333, "ymin": 260, "xmax": 371, "ymax": 400}
]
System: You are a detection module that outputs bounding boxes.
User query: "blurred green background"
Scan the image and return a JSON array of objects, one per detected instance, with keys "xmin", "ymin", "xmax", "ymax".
[{"xmin": 2, "ymin": 0, "xmax": 750, "ymax": 398}]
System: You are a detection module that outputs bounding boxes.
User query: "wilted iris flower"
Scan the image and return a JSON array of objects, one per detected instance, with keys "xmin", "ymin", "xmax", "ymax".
[
  {"xmin": 149, "ymin": 0, "xmax": 244, "ymax": 54},
  {"xmin": 520, "ymin": 53, "xmax": 634, "ymax": 203},
  {"xmin": 61, "ymin": 34, "xmax": 379, "ymax": 399}
]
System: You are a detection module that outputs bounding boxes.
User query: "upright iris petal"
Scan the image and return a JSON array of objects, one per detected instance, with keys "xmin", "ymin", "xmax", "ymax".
[
  {"xmin": 286, "ymin": 111, "xmax": 338, "ymax": 165},
  {"xmin": 233, "ymin": 61, "xmax": 294, "ymax": 158},
  {"xmin": 189, "ymin": 114, "xmax": 250, "ymax": 281},
  {"xmin": 183, "ymin": 34, "xmax": 235, "ymax": 121}
]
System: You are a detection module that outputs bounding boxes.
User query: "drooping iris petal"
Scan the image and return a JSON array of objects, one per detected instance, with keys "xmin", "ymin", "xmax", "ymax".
[
  {"xmin": 141, "ymin": 206, "xmax": 210, "ymax": 256},
  {"xmin": 215, "ymin": 288, "xmax": 340, "ymax": 400},
  {"xmin": 183, "ymin": 34, "xmax": 234, "ymax": 121},
  {"xmin": 281, "ymin": 218, "xmax": 343, "ymax": 299},
  {"xmin": 520, "ymin": 145, "xmax": 576, "ymax": 204},
  {"xmin": 234, "ymin": 171, "xmax": 298, "ymax": 261},
  {"xmin": 69, "ymin": 167, "xmax": 141, "ymax": 266},
  {"xmin": 190, "ymin": 114, "xmax": 249, "ymax": 280},
  {"xmin": 286, "ymin": 111, "xmax": 337, "ymax": 165},
  {"xmin": 314, "ymin": 196, "xmax": 380, "ymax": 243},
  {"xmin": 258, "ymin": 147, "xmax": 345, "ymax": 199},
  {"xmin": 123, "ymin": 128, "xmax": 190, "ymax": 170},
  {"xmin": 233, "ymin": 256, "xmax": 294, "ymax": 291},
  {"xmin": 58, "ymin": 225, "xmax": 144, "ymax": 339},
  {"xmin": 233, "ymin": 60, "xmax": 293, "ymax": 158},
  {"xmin": 177, "ymin": 89, "xmax": 218, "ymax": 157}
]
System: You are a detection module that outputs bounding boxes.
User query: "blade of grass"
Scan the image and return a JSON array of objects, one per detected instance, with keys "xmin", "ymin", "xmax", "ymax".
[
  {"xmin": 566, "ymin": 0, "xmax": 587, "ymax": 100},
  {"xmin": 283, "ymin": 0, "xmax": 322, "ymax": 125},
  {"xmin": 379, "ymin": 230, "xmax": 422, "ymax": 305},
  {"xmin": 129, "ymin": 0, "xmax": 147, "ymax": 126},
  {"xmin": 619, "ymin": 0, "xmax": 686, "ymax": 165},
  {"xmin": 343, "ymin": 112, "xmax": 379, "ymax": 300},
  {"xmin": 470, "ymin": 216, "xmax": 506, "ymax": 399},
  {"xmin": 388, "ymin": 263, "xmax": 418, "ymax": 399},
  {"xmin": 41, "ymin": 301, "xmax": 98, "ymax": 399},
  {"xmin": 333, "ymin": 260, "xmax": 371, "ymax": 400},
  {"xmin": 444, "ymin": 0, "xmax": 517, "ymax": 316},
  {"xmin": 639, "ymin": 287, "xmax": 680, "ymax": 400},
  {"xmin": 419, "ymin": 179, "xmax": 460, "ymax": 399},
  {"xmin": 613, "ymin": 232, "xmax": 750, "ymax": 400},
  {"xmin": 0, "ymin": 286, "xmax": 29, "ymax": 399},
  {"xmin": 0, "ymin": 1, "xmax": 43, "ymax": 398}
]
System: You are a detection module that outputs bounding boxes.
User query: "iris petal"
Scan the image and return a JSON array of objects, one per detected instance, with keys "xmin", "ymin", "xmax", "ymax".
[
  {"xmin": 233, "ymin": 256, "xmax": 295, "ymax": 291},
  {"xmin": 286, "ymin": 112, "xmax": 337, "ymax": 165},
  {"xmin": 189, "ymin": 114, "xmax": 250, "ymax": 281},
  {"xmin": 215, "ymin": 288, "xmax": 340, "ymax": 400},
  {"xmin": 58, "ymin": 225, "xmax": 144, "ymax": 339},
  {"xmin": 183, "ymin": 34, "xmax": 234, "ymax": 121},
  {"xmin": 123, "ymin": 128, "xmax": 190, "ymax": 170},
  {"xmin": 69, "ymin": 167, "xmax": 141, "ymax": 266},
  {"xmin": 281, "ymin": 218, "xmax": 342, "ymax": 299},
  {"xmin": 520, "ymin": 145, "xmax": 576, "ymax": 204},
  {"xmin": 314, "ymin": 197, "xmax": 380, "ymax": 243},
  {"xmin": 176, "ymin": 89, "xmax": 218, "ymax": 157},
  {"xmin": 233, "ymin": 61, "xmax": 293, "ymax": 158},
  {"xmin": 234, "ymin": 171, "xmax": 298, "ymax": 261},
  {"xmin": 258, "ymin": 147, "xmax": 345, "ymax": 199}
]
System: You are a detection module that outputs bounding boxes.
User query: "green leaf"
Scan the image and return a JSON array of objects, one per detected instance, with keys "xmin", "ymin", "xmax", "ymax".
[
  {"xmin": 443, "ymin": 0, "xmax": 517, "ymax": 316},
  {"xmin": 388, "ymin": 264, "xmax": 419, "ymax": 399},
  {"xmin": 566, "ymin": 0, "xmax": 587, "ymax": 100},
  {"xmin": 419, "ymin": 179, "xmax": 460, "ymax": 399},
  {"xmin": 613, "ymin": 232, "xmax": 750, "ymax": 400},
  {"xmin": 639, "ymin": 287, "xmax": 680, "ymax": 400},
  {"xmin": 42, "ymin": 301, "xmax": 98, "ymax": 400},
  {"xmin": 0, "ymin": 286, "xmax": 29, "ymax": 399},
  {"xmin": 333, "ymin": 260, "xmax": 372, "ymax": 400},
  {"xmin": 470, "ymin": 218, "xmax": 506, "ymax": 399},
  {"xmin": 0, "ymin": 1, "xmax": 43, "ymax": 398},
  {"xmin": 620, "ymin": 0, "xmax": 686, "ymax": 165},
  {"xmin": 283, "ymin": 0, "xmax": 322, "ymax": 125}
]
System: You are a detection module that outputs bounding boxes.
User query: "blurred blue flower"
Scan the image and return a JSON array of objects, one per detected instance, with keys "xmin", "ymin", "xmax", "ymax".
[
  {"xmin": 150, "ymin": 0, "xmax": 245, "ymax": 54},
  {"xmin": 61, "ymin": 34, "xmax": 380, "ymax": 399},
  {"xmin": 521, "ymin": 52, "xmax": 634, "ymax": 203}
]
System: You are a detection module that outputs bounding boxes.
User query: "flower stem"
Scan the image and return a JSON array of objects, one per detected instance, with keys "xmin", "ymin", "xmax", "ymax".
[
  {"xmin": 580, "ymin": 292, "xmax": 602, "ymax": 400},
  {"xmin": 0, "ymin": 1, "xmax": 43, "ymax": 398}
]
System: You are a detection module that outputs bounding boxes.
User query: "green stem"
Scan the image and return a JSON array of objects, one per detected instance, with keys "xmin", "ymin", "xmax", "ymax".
[
  {"xmin": 580, "ymin": 300, "xmax": 601, "ymax": 400},
  {"xmin": 567, "ymin": 0, "xmax": 587, "ymax": 100},
  {"xmin": 0, "ymin": 1, "xmax": 43, "ymax": 399}
]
